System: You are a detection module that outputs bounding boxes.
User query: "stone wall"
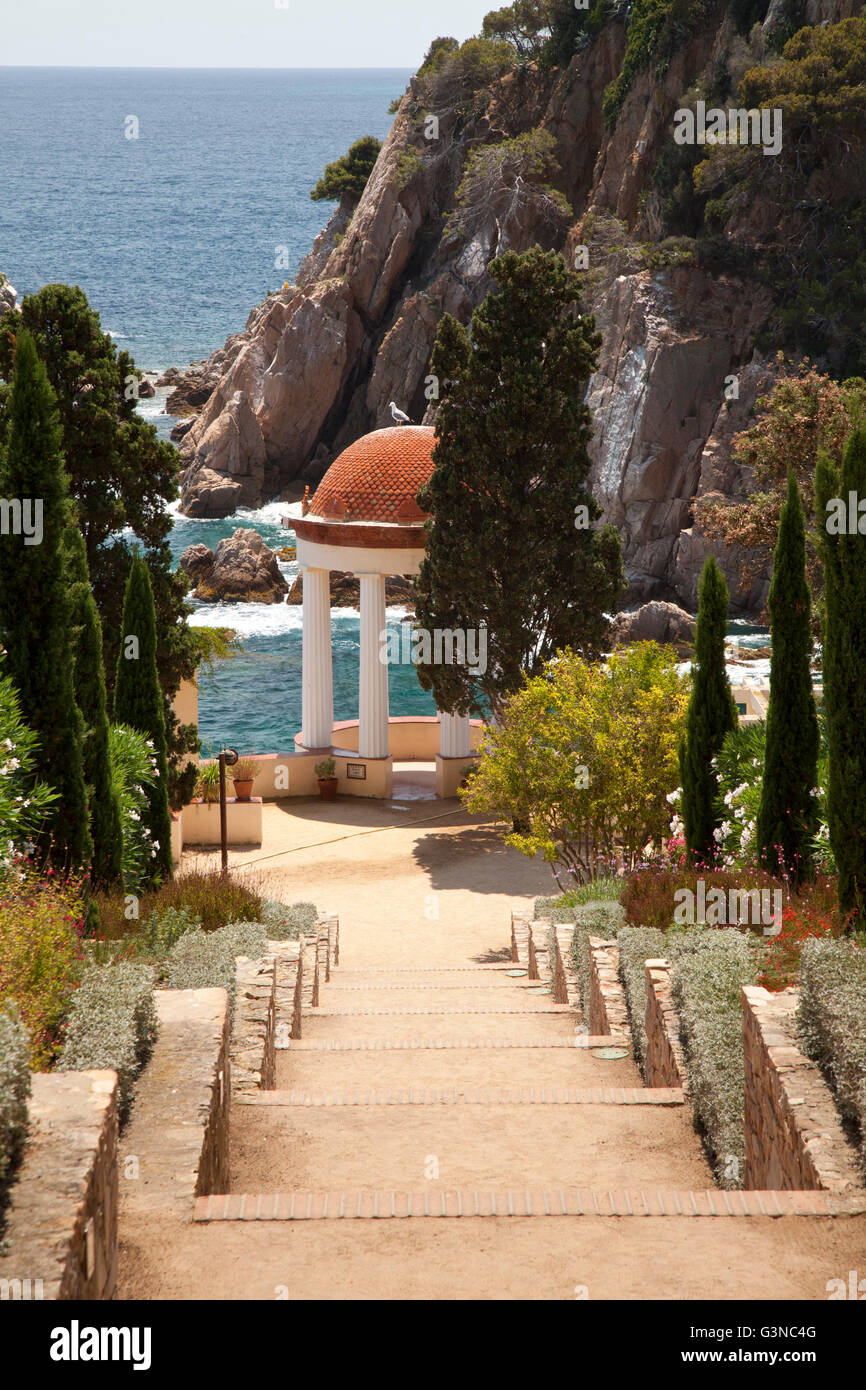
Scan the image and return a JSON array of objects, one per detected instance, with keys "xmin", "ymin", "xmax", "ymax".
[
  {"xmin": 742, "ymin": 986, "xmax": 864, "ymax": 1193},
  {"xmin": 120, "ymin": 987, "xmax": 230, "ymax": 1217},
  {"xmin": 232, "ymin": 956, "xmax": 277, "ymax": 1095},
  {"xmin": 644, "ymin": 959, "xmax": 689, "ymax": 1092},
  {"xmin": 0, "ymin": 1071, "xmax": 118, "ymax": 1301},
  {"xmin": 588, "ymin": 937, "xmax": 630, "ymax": 1039}
]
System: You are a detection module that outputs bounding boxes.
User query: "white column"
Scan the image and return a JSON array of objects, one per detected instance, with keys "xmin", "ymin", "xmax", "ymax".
[
  {"xmin": 358, "ymin": 572, "xmax": 389, "ymax": 759},
  {"xmin": 439, "ymin": 709, "xmax": 471, "ymax": 758},
  {"xmin": 301, "ymin": 566, "xmax": 333, "ymax": 748}
]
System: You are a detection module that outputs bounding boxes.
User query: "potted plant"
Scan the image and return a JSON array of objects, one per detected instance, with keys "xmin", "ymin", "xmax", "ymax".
[
  {"xmin": 194, "ymin": 761, "xmax": 221, "ymax": 803},
  {"xmin": 314, "ymin": 756, "xmax": 338, "ymax": 801},
  {"xmin": 229, "ymin": 756, "xmax": 258, "ymax": 801}
]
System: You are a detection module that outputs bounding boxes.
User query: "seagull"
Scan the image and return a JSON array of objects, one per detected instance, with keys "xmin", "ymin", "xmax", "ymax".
[{"xmin": 389, "ymin": 401, "xmax": 411, "ymax": 425}]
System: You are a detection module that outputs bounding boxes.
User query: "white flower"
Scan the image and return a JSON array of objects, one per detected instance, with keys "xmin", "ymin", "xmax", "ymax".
[
  {"xmin": 129, "ymin": 811, "xmax": 140, "ymax": 821},
  {"xmin": 152, "ymin": 840, "xmax": 160, "ymax": 851}
]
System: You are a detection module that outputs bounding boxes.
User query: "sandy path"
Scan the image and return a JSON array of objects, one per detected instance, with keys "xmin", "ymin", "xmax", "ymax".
[{"xmin": 119, "ymin": 796, "xmax": 866, "ymax": 1301}]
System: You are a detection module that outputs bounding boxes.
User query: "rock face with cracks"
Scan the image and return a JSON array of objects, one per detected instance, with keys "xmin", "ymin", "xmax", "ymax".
[{"xmin": 180, "ymin": 531, "xmax": 289, "ymax": 604}]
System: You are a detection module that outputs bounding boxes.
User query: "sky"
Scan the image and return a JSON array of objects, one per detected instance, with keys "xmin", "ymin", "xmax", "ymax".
[{"xmin": 3, "ymin": 0, "xmax": 495, "ymax": 68}]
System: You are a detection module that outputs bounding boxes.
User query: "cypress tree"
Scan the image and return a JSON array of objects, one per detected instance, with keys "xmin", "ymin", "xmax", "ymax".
[
  {"xmin": 64, "ymin": 526, "xmax": 123, "ymax": 886},
  {"xmin": 414, "ymin": 247, "xmax": 624, "ymax": 719},
  {"xmin": 114, "ymin": 552, "xmax": 173, "ymax": 882},
  {"xmin": 0, "ymin": 330, "xmax": 92, "ymax": 869},
  {"xmin": 680, "ymin": 556, "xmax": 737, "ymax": 866},
  {"xmin": 815, "ymin": 427, "xmax": 866, "ymax": 927},
  {"xmin": 756, "ymin": 470, "xmax": 818, "ymax": 883}
]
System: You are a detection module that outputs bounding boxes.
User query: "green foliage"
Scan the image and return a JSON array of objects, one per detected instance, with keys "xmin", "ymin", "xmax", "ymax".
[
  {"xmin": 165, "ymin": 923, "xmax": 267, "ymax": 1016},
  {"xmin": 616, "ymin": 925, "xmax": 667, "ymax": 1069},
  {"xmin": 114, "ymin": 554, "xmax": 172, "ymax": 884},
  {"xmin": 534, "ymin": 878, "xmax": 621, "ymax": 920},
  {"xmin": 740, "ymin": 16, "xmax": 866, "ymax": 138},
  {"xmin": 107, "ymin": 723, "xmax": 156, "ymax": 896},
  {"xmin": 569, "ymin": 900, "xmax": 627, "ymax": 1015},
  {"xmin": 680, "ymin": 558, "xmax": 737, "ymax": 866},
  {"xmin": 416, "ymin": 35, "xmax": 518, "ymax": 114},
  {"xmin": 0, "ymin": 284, "xmax": 200, "ymax": 807},
  {"xmin": 710, "ymin": 720, "xmax": 765, "ymax": 867},
  {"xmin": 0, "ymin": 657, "xmax": 57, "ymax": 862},
  {"xmin": 59, "ymin": 962, "xmax": 157, "ymax": 1123},
  {"xmin": 462, "ymin": 644, "xmax": 688, "ymax": 879},
  {"xmin": 444, "ymin": 127, "xmax": 572, "ymax": 243},
  {"xmin": 63, "ymin": 527, "xmax": 122, "ymax": 886},
  {"xmin": 670, "ymin": 929, "xmax": 760, "ymax": 1186},
  {"xmin": 314, "ymin": 757, "xmax": 336, "ymax": 780},
  {"xmin": 140, "ymin": 905, "xmax": 200, "ymax": 956},
  {"xmin": 815, "ymin": 429, "xmax": 866, "ymax": 927},
  {"xmin": 418, "ymin": 35, "xmax": 460, "ymax": 75},
  {"xmin": 415, "ymin": 248, "xmax": 623, "ymax": 721},
  {"xmin": 0, "ymin": 862, "xmax": 86, "ymax": 1068},
  {"xmin": 603, "ymin": 0, "xmax": 715, "ymax": 130},
  {"xmin": 0, "ymin": 1001, "xmax": 30, "ymax": 1199},
  {"xmin": 756, "ymin": 471, "xmax": 818, "ymax": 882},
  {"xmin": 0, "ymin": 330, "xmax": 92, "ymax": 870},
  {"xmin": 310, "ymin": 135, "xmax": 382, "ymax": 204},
  {"xmin": 93, "ymin": 868, "xmax": 263, "ymax": 939},
  {"xmin": 797, "ymin": 937, "xmax": 866, "ymax": 1161},
  {"xmin": 194, "ymin": 760, "xmax": 221, "ymax": 803}
]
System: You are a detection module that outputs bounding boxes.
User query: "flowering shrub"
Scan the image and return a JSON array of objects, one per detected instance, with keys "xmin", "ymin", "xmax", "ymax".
[
  {"xmin": 0, "ymin": 664, "xmax": 57, "ymax": 868},
  {"xmin": 757, "ymin": 902, "xmax": 837, "ymax": 991},
  {"xmin": 108, "ymin": 723, "xmax": 158, "ymax": 895},
  {"xmin": 0, "ymin": 862, "xmax": 86, "ymax": 1067}
]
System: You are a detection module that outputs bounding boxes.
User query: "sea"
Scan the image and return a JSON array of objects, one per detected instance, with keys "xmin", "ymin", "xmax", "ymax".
[{"xmin": 0, "ymin": 66, "xmax": 769, "ymax": 752}]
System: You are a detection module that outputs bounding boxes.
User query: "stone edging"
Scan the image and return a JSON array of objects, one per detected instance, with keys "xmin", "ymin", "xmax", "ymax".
[
  {"xmin": 0, "ymin": 1070, "xmax": 118, "ymax": 1301},
  {"xmin": 587, "ymin": 937, "xmax": 630, "ymax": 1040},
  {"xmin": 742, "ymin": 985, "xmax": 864, "ymax": 1193},
  {"xmin": 644, "ymin": 958, "xmax": 689, "ymax": 1093}
]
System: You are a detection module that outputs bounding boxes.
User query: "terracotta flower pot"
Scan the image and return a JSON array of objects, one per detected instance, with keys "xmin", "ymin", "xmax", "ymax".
[
  {"xmin": 232, "ymin": 780, "xmax": 254, "ymax": 802},
  {"xmin": 318, "ymin": 777, "xmax": 338, "ymax": 801}
]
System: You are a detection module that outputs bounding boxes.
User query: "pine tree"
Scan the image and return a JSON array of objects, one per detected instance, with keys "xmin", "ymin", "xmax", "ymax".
[
  {"xmin": 680, "ymin": 556, "xmax": 737, "ymax": 866},
  {"xmin": 815, "ymin": 427, "xmax": 866, "ymax": 927},
  {"xmin": 414, "ymin": 247, "xmax": 624, "ymax": 719},
  {"xmin": 756, "ymin": 470, "xmax": 818, "ymax": 882},
  {"xmin": 0, "ymin": 330, "xmax": 92, "ymax": 868},
  {"xmin": 64, "ymin": 527, "xmax": 123, "ymax": 886},
  {"xmin": 114, "ymin": 552, "xmax": 173, "ymax": 882}
]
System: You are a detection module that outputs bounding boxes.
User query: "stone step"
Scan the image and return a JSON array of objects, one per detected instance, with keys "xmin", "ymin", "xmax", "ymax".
[
  {"xmin": 282, "ymin": 1036, "xmax": 622, "ymax": 1051},
  {"xmin": 235, "ymin": 1086, "xmax": 684, "ymax": 1106},
  {"xmin": 194, "ymin": 1188, "xmax": 855, "ymax": 1222},
  {"xmin": 272, "ymin": 1047, "xmax": 640, "ymax": 1093},
  {"xmin": 305, "ymin": 1005, "xmax": 572, "ymax": 1016}
]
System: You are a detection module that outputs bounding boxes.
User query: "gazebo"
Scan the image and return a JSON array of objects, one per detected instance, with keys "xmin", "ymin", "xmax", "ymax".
[{"xmin": 290, "ymin": 425, "xmax": 479, "ymax": 798}]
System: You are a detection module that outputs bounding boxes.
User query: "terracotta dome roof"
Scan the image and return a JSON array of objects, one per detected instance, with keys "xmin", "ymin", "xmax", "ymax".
[{"xmin": 309, "ymin": 425, "xmax": 435, "ymax": 524}]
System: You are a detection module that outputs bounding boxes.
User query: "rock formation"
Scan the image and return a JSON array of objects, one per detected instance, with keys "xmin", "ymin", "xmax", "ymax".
[
  {"xmin": 285, "ymin": 570, "xmax": 414, "ymax": 611},
  {"xmin": 611, "ymin": 601, "xmax": 696, "ymax": 657},
  {"xmin": 179, "ymin": 530, "xmax": 289, "ymax": 604},
  {"xmin": 164, "ymin": 1, "xmax": 857, "ymax": 616}
]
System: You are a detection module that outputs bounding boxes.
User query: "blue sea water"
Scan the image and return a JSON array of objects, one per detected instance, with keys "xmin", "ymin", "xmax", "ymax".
[{"xmin": 0, "ymin": 66, "xmax": 439, "ymax": 752}]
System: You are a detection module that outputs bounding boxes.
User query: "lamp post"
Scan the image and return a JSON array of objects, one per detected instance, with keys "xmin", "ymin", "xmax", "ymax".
[{"xmin": 219, "ymin": 747, "xmax": 238, "ymax": 875}]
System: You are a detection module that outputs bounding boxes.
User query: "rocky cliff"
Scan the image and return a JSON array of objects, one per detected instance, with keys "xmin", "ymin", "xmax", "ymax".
[{"xmin": 171, "ymin": 0, "xmax": 864, "ymax": 614}]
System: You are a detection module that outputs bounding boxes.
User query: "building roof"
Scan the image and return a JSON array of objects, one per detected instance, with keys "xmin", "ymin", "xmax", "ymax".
[{"xmin": 308, "ymin": 425, "xmax": 435, "ymax": 524}]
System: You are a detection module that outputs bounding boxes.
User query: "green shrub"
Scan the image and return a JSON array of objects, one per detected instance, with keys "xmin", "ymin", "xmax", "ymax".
[
  {"xmin": 108, "ymin": 722, "xmax": 156, "ymax": 895},
  {"xmin": 616, "ymin": 926, "xmax": 667, "ymax": 1069},
  {"xmin": 798, "ymin": 938, "xmax": 866, "ymax": 1159},
  {"xmin": 534, "ymin": 877, "xmax": 621, "ymax": 921},
  {"xmin": 260, "ymin": 900, "xmax": 318, "ymax": 939},
  {"xmin": 141, "ymin": 905, "xmax": 201, "ymax": 956},
  {"xmin": 165, "ymin": 923, "xmax": 267, "ymax": 1015},
  {"xmin": 93, "ymin": 869, "xmax": 263, "ymax": 938},
  {"xmin": 0, "ymin": 862, "xmax": 86, "ymax": 1068},
  {"xmin": 670, "ymin": 930, "xmax": 759, "ymax": 1186},
  {"xmin": 0, "ymin": 1000, "xmax": 31, "ymax": 1195},
  {"xmin": 59, "ymin": 963, "xmax": 157, "ymax": 1123},
  {"xmin": 569, "ymin": 900, "xmax": 627, "ymax": 1014}
]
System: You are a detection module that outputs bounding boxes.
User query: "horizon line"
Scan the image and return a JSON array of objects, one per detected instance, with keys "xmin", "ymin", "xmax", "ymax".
[{"xmin": 0, "ymin": 63, "xmax": 415, "ymax": 71}]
